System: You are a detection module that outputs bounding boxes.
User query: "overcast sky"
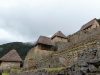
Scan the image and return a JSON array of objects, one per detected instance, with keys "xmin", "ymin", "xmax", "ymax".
[{"xmin": 0, "ymin": 0, "xmax": 100, "ymax": 44}]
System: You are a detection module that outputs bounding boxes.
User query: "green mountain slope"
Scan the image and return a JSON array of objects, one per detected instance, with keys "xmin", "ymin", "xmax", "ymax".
[{"xmin": 0, "ymin": 42, "xmax": 33, "ymax": 60}]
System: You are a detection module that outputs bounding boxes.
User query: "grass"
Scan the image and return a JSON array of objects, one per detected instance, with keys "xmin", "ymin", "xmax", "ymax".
[
  {"xmin": 2, "ymin": 72, "xmax": 9, "ymax": 75},
  {"xmin": 43, "ymin": 67, "xmax": 65, "ymax": 72}
]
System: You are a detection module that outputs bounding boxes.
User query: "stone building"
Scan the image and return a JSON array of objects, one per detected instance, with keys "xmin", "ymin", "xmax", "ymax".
[
  {"xmin": 0, "ymin": 49, "xmax": 22, "ymax": 70},
  {"xmin": 24, "ymin": 36, "xmax": 55, "ymax": 69},
  {"xmin": 33, "ymin": 36, "xmax": 55, "ymax": 57},
  {"xmin": 65, "ymin": 18, "xmax": 100, "ymax": 46},
  {"xmin": 35, "ymin": 36, "xmax": 55, "ymax": 51},
  {"xmin": 51, "ymin": 31, "xmax": 68, "ymax": 43},
  {"xmin": 80, "ymin": 18, "xmax": 100, "ymax": 31}
]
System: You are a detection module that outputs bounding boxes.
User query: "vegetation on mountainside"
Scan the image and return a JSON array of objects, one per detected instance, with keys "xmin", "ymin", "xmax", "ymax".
[
  {"xmin": 97, "ymin": 19, "xmax": 100, "ymax": 24},
  {"xmin": 0, "ymin": 42, "xmax": 33, "ymax": 60}
]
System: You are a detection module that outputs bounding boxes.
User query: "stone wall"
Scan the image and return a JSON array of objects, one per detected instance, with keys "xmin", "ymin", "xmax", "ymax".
[
  {"xmin": 56, "ymin": 27, "xmax": 100, "ymax": 52},
  {"xmin": 24, "ymin": 46, "xmax": 54, "ymax": 69},
  {"xmin": 0, "ymin": 62, "xmax": 20, "ymax": 70},
  {"xmin": 10, "ymin": 71, "xmax": 63, "ymax": 75},
  {"xmin": 52, "ymin": 37, "xmax": 68, "ymax": 43},
  {"xmin": 68, "ymin": 27, "xmax": 100, "ymax": 45},
  {"xmin": 62, "ymin": 44, "xmax": 100, "ymax": 75},
  {"xmin": 85, "ymin": 20, "xmax": 100, "ymax": 31},
  {"xmin": 10, "ymin": 68, "xmax": 65, "ymax": 75},
  {"xmin": 38, "ymin": 38, "xmax": 100, "ymax": 69}
]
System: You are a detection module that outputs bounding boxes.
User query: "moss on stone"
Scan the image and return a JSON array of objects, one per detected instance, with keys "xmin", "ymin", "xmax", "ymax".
[{"xmin": 44, "ymin": 67, "xmax": 65, "ymax": 72}]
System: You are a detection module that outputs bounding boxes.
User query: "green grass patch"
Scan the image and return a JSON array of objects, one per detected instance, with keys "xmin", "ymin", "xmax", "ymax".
[
  {"xmin": 44, "ymin": 67, "xmax": 65, "ymax": 72},
  {"xmin": 2, "ymin": 72, "xmax": 9, "ymax": 75}
]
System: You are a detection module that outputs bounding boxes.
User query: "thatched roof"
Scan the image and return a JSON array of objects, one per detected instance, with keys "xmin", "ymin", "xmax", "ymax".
[
  {"xmin": 80, "ymin": 18, "xmax": 99, "ymax": 30},
  {"xmin": 0, "ymin": 49, "xmax": 22, "ymax": 62},
  {"xmin": 35, "ymin": 36, "xmax": 54, "ymax": 46},
  {"xmin": 51, "ymin": 31, "xmax": 66, "ymax": 39}
]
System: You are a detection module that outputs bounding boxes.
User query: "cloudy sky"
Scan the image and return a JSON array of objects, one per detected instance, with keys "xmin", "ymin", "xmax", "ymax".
[{"xmin": 0, "ymin": 0, "xmax": 100, "ymax": 44}]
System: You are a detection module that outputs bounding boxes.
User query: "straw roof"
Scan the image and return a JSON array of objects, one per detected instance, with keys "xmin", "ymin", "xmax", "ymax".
[
  {"xmin": 80, "ymin": 18, "xmax": 99, "ymax": 30},
  {"xmin": 51, "ymin": 31, "xmax": 66, "ymax": 39},
  {"xmin": 35, "ymin": 36, "xmax": 54, "ymax": 46},
  {"xmin": 0, "ymin": 49, "xmax": 22, "ymax": 62}
]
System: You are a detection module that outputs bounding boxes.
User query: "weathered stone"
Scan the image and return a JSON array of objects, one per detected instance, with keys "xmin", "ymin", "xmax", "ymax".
[
  {"xmin": 87, "ymin": 59, "xmax": 100, "ymax": 67},
  {"xmin": 77, "ymin": 61, "xmax": 88, "ymax": 67},
  {"xmin": 88, "ymin": 65, "xmax": 97, "ymax": 72},
  {"xmin": 73, "ymin": 71, "xmax": 85, "ymax": 75},
  {"xmin": 80, "ymin": 66, "xmax": 88, "ymax": 73}
]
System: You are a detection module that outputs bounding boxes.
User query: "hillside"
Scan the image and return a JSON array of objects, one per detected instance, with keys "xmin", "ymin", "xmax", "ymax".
[{"xmin": 0, "ymin": 42, "xmax": 33, "ymax": 60}]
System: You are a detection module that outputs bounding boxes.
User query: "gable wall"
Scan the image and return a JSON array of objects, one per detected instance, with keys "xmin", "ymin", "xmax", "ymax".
[
  {"xmin": 52, "ymin": 37, "xmax": 68, "ymax": 43},
  {"xmin": 84, "ymin": 20, "xmax": 99, "ymax": 31}
]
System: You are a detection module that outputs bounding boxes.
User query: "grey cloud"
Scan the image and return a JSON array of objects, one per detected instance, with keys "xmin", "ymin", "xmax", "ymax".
[{"xmin": 0, "ymin": 0, "xmax": 100, "ymax": 44}]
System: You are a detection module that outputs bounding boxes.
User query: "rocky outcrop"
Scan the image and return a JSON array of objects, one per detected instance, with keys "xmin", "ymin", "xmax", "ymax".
[{"xmin": 63, "ymin": 46, "xmax": 100, "ymax": 75}]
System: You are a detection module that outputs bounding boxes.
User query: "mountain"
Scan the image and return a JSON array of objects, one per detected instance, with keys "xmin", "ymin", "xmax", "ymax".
[{"xmin": 0, "ymin": 42, "xmax": 33, "ymax": 60}]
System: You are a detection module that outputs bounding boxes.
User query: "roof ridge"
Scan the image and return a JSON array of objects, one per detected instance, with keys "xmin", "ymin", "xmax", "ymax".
[
  {"xmin": 51, "ymin": 31, "xmax": 66, "ymax": 39},
  {"xmin": 35, "ymin": 36, "xmax": 54, "ymax": 46},
  {"xmin": 80, "ymin": 18, "xmax": 99, "ymax": 30},
  {"xmin": 0, "ymin": 49, "xmax": 22, "ymax": 62}
]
